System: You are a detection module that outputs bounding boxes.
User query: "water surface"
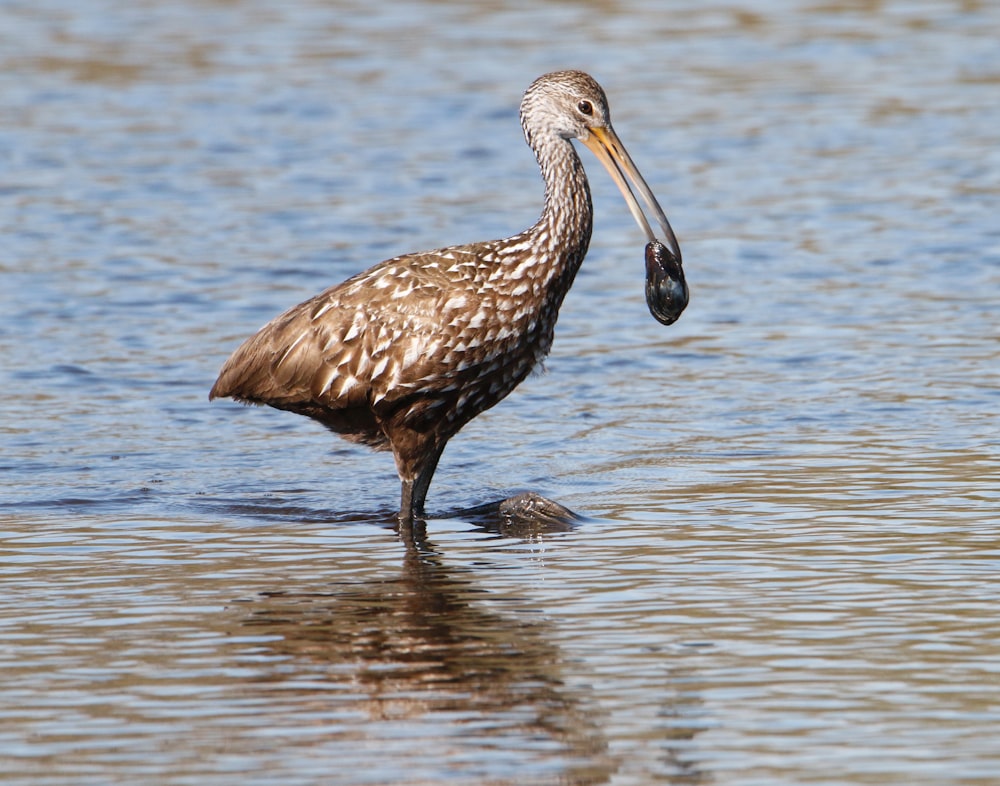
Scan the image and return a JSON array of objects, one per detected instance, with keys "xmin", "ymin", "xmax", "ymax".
[{"xmin": 2, "ymin": 1, "xmax": 999, "ymax": 784}]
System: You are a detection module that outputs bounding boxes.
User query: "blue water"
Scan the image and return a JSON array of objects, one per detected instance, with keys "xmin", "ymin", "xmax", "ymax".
[{"xmin": 2, "ymin": 1, "xmax": 999, "ymax": 784}]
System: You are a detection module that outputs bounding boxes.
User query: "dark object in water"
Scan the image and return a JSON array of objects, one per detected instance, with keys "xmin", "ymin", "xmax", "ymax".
[{"xmin": 644, "ymin": 239, "xmax": 688, "ymax": 325}]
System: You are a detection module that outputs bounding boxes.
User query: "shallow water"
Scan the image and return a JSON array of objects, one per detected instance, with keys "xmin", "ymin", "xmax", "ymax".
[{"xmin": 2, "ymin": 0, "xmax": 999, "ymax": 783}]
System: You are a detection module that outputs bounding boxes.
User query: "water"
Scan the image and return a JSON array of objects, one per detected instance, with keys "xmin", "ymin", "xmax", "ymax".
[{"xmin": 2, "ymin": 0, "xmax": 999, "ymax": 783}]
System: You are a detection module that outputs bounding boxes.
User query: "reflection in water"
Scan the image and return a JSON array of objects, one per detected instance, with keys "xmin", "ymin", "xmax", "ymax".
[
  {"xmin": 236, "ymin": 530, "xmax": 615, "ymax": 783},
  {"xmin": 657, "ymin": 671, "xmax": 710, "ymax": 785}
]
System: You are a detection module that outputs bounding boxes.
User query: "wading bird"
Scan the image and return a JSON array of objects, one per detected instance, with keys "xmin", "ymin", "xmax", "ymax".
[{"xmin": 210, "ymin": 70, "xmax": 681, "ymax": 524}]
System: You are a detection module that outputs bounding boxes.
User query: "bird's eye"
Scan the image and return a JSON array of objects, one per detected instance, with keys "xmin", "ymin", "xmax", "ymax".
[{"xmin": 577, "ymin": 100, "xmax": 593, "ymax": 116}]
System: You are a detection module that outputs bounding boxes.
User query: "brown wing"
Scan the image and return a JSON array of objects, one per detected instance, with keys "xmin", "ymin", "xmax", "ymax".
[{"xmin": 209, "ymin": 247, "xmax": 505, "ymax": 445}]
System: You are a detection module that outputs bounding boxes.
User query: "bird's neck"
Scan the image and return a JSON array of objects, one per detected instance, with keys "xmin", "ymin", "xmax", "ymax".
[
  {"xmin": 488, "ymin": 131, "xmax": 593, "ymax": 315},
  {"xmin": 531, "ymin": 134, "xmax": 594, "ymax": 267}
]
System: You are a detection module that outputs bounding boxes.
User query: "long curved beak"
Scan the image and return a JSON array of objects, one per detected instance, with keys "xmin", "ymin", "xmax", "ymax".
[{"xmin": 581, "ymin": 125, "xmax": 681, "ymax": 263}]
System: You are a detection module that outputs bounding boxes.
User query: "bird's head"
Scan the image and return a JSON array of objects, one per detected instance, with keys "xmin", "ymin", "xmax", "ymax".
[
  {"xmin": 521, "ymin": 70, "xmax": 681, "ymax": 262},
  {"xmin": 520, "ymin": 69, "xmax": 612, "ymax": 141}
]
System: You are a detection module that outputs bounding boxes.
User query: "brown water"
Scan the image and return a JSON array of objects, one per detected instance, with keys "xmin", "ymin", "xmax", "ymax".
[{"xmin": 2, "ymin": 0, "xmax": 999, "ymax": 784}]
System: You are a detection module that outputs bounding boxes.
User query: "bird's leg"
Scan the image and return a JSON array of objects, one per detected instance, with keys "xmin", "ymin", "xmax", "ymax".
[
  {"xmin": 395, "ymin": 440, "xmax": 447, "ymax": 525},
  {"xmin": 398, "ymin": 478, "xmax": 417, "ymax": 525},
  {"xmin": 409, "ymin": 442, "xmax": 446, "ymax": 519}
]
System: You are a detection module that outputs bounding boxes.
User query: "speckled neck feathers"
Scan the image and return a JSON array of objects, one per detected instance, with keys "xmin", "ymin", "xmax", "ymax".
[{"xmin": 517, "ymin": 81, "xmax": 595, "ymax": 298}]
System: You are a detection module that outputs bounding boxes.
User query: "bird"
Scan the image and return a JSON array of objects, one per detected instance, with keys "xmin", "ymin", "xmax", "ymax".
[{"xmin": 210, "ymin": 70, "xmax": 681, "ymax": 525}]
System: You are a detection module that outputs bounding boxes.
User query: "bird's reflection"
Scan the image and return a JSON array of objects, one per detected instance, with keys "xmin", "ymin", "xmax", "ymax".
[
  {"xmin": 235, "ymin": 526, "xmax": 613, "ymax": 784},
  {"xmin": 221, "ymin": 508, "xmax": 707, "ymax": 784}
]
